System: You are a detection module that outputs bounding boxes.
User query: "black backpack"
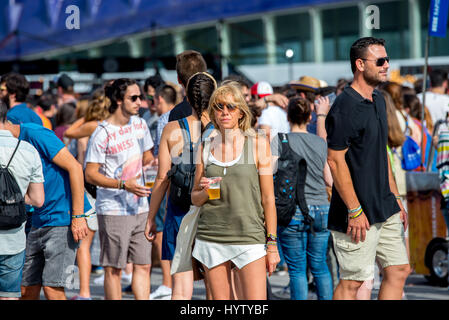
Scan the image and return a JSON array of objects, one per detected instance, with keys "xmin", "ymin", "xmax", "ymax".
[
  {"xmin": 274, "ymin": 133, "xmax": 314, "ymax": 230},
  {"xmin": 0, "ymin": 140, "xmax": 27, "ymax": 230},
  {"xmin": 167, "ymin": 118, "xmax": 214, "ymax": 212}
]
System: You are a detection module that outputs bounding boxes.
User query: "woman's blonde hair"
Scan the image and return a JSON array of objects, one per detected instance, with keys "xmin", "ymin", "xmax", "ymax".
[
  {"xmin": 84, "ymin": 88, "xmax": 110, "ymax": 122},
  {"xmin": 207, "ymin": 82, "xmax": 253, "ymax": 133}
]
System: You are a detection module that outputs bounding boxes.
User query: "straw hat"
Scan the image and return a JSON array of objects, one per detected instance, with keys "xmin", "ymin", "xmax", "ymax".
[{"xmin": 289, "ymin": 76, "xmax": 321, "ymax": 92}]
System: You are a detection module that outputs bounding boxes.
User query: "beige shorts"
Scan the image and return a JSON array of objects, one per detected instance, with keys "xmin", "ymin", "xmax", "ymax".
[
  {"xmin": 98, "ymin": 213, "xmax": 152, "ymax": 269},
  {"xmin": 331, "ymin": 213, "xmax": 409, "ymax": 281}
]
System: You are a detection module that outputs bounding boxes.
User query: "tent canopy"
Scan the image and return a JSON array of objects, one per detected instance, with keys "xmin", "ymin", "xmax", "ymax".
[{"xmin": 0, "ymin": 0, "xmax": 345, "ymax": 61}]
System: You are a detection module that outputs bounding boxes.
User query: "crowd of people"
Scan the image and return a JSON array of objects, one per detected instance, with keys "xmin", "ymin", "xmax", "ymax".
[{"xmin": 0, "ymin": 36, "xmax": 448, "ymax": 301}]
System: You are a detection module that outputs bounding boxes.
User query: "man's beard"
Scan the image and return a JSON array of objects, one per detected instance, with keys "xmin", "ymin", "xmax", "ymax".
[
  {"xmin": 1, "ymin": 94, "xmax": 10, "ymax": 109},
  {"xmin": 363, "ymin": 71, "xmax": 383, "ymax": 87}
]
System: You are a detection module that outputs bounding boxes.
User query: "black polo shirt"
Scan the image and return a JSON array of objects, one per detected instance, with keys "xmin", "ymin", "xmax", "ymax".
[
  {"xmin": 168, "ymin": 97, "xmax": 192, "ymax": 122},
  {"xmin": 325, "ymin": 85, "xmax": 400, "ymax": 233}
]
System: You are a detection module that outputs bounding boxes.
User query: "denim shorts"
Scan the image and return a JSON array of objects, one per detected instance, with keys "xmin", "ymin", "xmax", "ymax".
[
  {"xmin": 21, "ymin": 226, "xmax": 78, "ymax": 288},
  {"xmin": 0, "ymin": 250, "xmax": 26, "ymax": 298}
]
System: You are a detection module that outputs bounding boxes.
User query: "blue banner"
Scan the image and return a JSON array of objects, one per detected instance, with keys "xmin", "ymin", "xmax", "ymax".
[{"xmin": 428, "ymin": 0, "xmax": 449, "ymax": 38}]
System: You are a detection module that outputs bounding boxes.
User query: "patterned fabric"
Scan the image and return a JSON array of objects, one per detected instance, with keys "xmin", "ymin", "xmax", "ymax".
[{"xmin": 437, "ymin": 130, "xmax": 449, "ymax": 200}]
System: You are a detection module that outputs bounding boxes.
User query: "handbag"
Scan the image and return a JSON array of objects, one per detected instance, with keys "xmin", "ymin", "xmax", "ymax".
[{"xmin": 170, "ymin": 205, "xmax": 202, "ymax": 277}]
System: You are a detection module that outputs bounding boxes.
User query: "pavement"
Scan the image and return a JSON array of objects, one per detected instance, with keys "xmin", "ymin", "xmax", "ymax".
[{"xmin": 48, "ymin": 267, "xmax": 449, "ymax": 300}]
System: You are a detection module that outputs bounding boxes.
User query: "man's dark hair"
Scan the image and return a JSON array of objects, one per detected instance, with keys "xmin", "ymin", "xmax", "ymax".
[
  {"xmin": 429, "ymin": 69, "xmax": 448, "ymax": 88},
  {"xmin": 38, "ymin": 92, "xmax": 57, "ymax": 112},
  {"xmin": 176, "ymin": 50, "xmax": 207, "ymax": 88},
  {"xmin": 155, "ymin": 84, "xmax": 177, "ymax": 105},
  {"xmin": 0, "ymin": 72, "xmax": 30, "ymax": 102},
  {"xmin": 222, "ymin": 74, "xmax": 251, "ymax": 89},
  {"xmin": 105, "ymin": 78, "xmax": 138, "ymax": 114},
  {"xmin": 0, "ymin": 100, "xmax": 7, "ymax": 122},
  {"xmin": 144, "ymin": 74, "xmax": 164, "ymax": 93},
  {"xmin": 350, "ymin": 37, "xmax": 386, "ymax": 74}
]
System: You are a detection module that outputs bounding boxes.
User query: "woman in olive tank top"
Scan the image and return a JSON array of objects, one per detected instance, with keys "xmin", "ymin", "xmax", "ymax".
[{"xmin": 191, "ymin": 83, "xmax": 280, "ymax": 300}]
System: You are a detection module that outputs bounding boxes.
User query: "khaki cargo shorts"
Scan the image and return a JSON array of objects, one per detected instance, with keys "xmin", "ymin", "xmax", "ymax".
[{"xmin": 331, "ymin": 213, "xmax": 409, "ymax": 281}]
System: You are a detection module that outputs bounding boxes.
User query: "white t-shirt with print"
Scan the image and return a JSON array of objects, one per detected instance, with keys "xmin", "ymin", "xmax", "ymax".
[{"xmin": 85, "ymin": 116, "xmax": 154, "ymax": 216}]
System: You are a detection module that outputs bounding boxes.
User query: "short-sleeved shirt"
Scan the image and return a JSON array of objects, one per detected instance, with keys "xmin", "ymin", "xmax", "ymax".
[
  {"xmin": 168, "ymin": 97, "xmax": 192, "ymax": 122},
  {"xmin": 0, "ymin": 130, "xmax": 44, "ymax": 255},
  {"xmin": 7, "ymin": 103, "xmax": 43, "ymax": 126},
  {"xmin": 19, "ymin": 123, "xmax": 92, "ymax": 228},
  {"xmin": 85, "ymin": 116, "xmax": 154, "ymax": 216},
  {"xmin": 325, "ymin": 86, "xmax": 400, "ymax": 232},
  {"xmin": 154, "ymin": 110, "xmax": 171, "ymax": 156},
  {"xmin": 271, "ymin": 132, "xmax": 329, "ymax": 205}
]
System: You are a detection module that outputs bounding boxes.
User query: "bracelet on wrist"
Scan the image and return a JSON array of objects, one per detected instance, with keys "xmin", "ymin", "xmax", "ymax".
[
  {"xmin": 349, "ymin": 210, "xmax": 363, "ymax": 219},
  {"xmin": 348, "ymin": 205, "xmax": 362, "ymax": 214},
  {"xmin": 72, "ymin": 214, "xmax": 88, "ymax": 219},
  {"xmin": 316, "ymin": 113, "xmax": 327, "ymax": 118},
  {"xmin": 395, "ymin": 195, "xmax": 401, "ymax": 200}
]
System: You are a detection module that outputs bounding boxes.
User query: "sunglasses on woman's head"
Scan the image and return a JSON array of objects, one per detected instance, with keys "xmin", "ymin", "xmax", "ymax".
[
  {"xmin": 214, "ymin": 103, "xmax": 238, "ymax": 111},
  {"xmin": 129, "ymin": 94, "xmax": 144, "ymax": 102},
  {"xmin": 360, "ymin": 56, "xmax": 390, "ymax": 67}
]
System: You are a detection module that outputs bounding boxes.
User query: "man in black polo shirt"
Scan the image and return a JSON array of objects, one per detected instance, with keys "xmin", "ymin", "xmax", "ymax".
[
  {"xmin": 326, "ymin": 37, "xmax": 410, "ymax": 300},
  {"xmin": 168, "ymin": 50, "xmax": 207, "ymax": 122}
]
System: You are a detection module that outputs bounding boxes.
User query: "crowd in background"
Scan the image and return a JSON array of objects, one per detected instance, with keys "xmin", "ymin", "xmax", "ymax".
[{"xmin": 1, "ymin": 43, "xmax": 449, "ymax": 301}]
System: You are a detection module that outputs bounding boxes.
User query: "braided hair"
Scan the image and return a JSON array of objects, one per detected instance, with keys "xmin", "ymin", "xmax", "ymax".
[{"xmin": 186, "ymin": 72, "xmax": 217, "ymax": 130}]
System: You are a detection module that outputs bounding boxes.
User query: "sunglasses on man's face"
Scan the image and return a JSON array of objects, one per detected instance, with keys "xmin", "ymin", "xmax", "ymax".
[
  {"xmin": 214, "ymin": 103, "xmax": 238, "ymax": 112},
  {"xmin": 129, "ymin": 94, "xmax": 144, "ymax": 102},
  {"xmin": 360, "ymin": 56, "xmax": 390, "ymax": 67}
]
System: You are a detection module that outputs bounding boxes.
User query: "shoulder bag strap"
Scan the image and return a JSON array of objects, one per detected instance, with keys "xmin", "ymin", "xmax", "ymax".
[{"xmin": 6, "ymin": 140, "xmax": 21, "ymax": 169}]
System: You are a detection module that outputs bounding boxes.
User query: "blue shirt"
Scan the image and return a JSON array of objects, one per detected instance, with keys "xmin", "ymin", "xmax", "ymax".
[
  {"xmin": 19, "ymin": 123, "xmax": 91, "ymax": 228},
  {"xmin": 7, "ymin": 103, "xmax": 43, "ymax": 126}
]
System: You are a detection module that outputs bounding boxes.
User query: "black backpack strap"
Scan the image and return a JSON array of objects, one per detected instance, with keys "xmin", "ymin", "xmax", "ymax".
[
  {"xmin": 6, "ymin": 140, "xmax": 21, "ymax": 169},
  {"xmin": 296, "ymin": 158, "xmax": 315, "ymax": 235}
]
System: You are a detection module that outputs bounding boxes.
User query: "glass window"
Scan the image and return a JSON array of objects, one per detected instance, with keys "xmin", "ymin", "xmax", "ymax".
[
  {"xmin": 420, "ymin": 0, "xmax": 449, "ymax": 57},
  {"xmin": 229, "ymin": 19, "xmax": 267, "ymax": 65},
  {"xmin": 371, "ymin": 1, "xmax": 410, "ymax": 59},
  {"xmin": 275, "ymin": 12, "xmax": 312, "ymax": 63},
  {"xmin": 322, "ymin": 6, "xmax": 360, "ymax": 61},
  {"xmin": 184, "ymin": 27, "xmax": 218, "ymax": 54},
  {"xmin": 142, "ymin": 34, "xmax": 174, "ymax": 58},
  {"xmin": 100, "ymin": 41, "xmax": 130, "ymax": 57}
]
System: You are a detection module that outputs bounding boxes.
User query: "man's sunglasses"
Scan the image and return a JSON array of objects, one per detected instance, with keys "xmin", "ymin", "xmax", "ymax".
[
  {"xmin": 214, "ymin": 103, "xmax": 238, "ymax": 111},
  {"xmin": 360, "ymin": 56, "xmax": 390, "ymax": 67},
  {"xmin": 129, "ymin": 94, "xmax": 144, "ymax": 102}
]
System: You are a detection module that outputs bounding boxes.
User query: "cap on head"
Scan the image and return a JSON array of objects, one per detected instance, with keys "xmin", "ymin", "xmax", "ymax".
[
  {"xmin": 289, "ymin": 76, "xmax": 321, "ymax": 93},
  {"xmin": 57, "ymin": 73, "xmax": 74, "ymax": 90},
  {"xmin": 251, "ymin": 81, "xmax": 273, "ymax": 98}
]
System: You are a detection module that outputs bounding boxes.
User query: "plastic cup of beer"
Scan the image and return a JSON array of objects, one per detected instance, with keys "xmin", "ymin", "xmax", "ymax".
[
  {"xmin": 207, "ymin": 177, "xmax": 221, "ymax": 200},
  {"xmin": 144, "ymin": 166, "xmax": 157, "ymax": 189}
]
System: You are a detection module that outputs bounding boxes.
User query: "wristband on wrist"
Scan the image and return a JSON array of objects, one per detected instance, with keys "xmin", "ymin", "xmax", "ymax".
[
  {"xmin": 395, "ymin": 195, "xmax": 401, "ymax": 200},
  {"xmin": 316, "ymin": 113, "xmax": 327, "ymax": 118},
  {"xmin": 72, "ymin": 214, "xmax": 88, "ymax": 218},
  {"xmin": 349, "ymin": 210, "xmax": 363, "ymax": 219},
  {"xmin": 348, "ymin": 205, "xmax": 362, "ymax": 214}
]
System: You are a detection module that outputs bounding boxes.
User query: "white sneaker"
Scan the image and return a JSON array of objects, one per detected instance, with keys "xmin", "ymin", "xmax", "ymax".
[
  {"xmin": 149, "ymin": 285, "xmax": 172, "ymax": 300},
  {"xmin": 121, "ymin": 272, "xmax": 132, "ymax": 285},
  {"xmin": 93, "ymin": 274, "xmax": 104, "ymax": 285}
]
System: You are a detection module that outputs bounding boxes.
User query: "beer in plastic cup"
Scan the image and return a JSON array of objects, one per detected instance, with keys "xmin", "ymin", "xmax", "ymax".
[
  {"xmin": 144, "ymin": 166, "xmax": 157, "ymax": 189},
  {"xmin": 207, "ymin": 177, "xmax": 221, "ymax": 200}
]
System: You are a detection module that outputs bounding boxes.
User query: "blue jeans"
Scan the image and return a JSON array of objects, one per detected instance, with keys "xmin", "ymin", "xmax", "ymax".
[
  {"xmin": 0, "ymin": 250, "xmax": 26, "ymax": 298},
  {"xmin": 278, "ymin": 204, "xmax": 333, "ymax": 300}
]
